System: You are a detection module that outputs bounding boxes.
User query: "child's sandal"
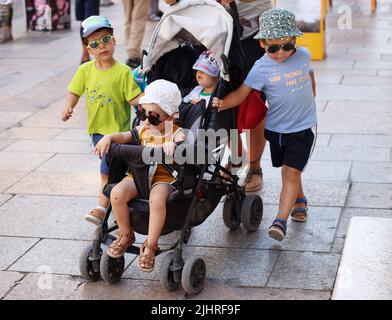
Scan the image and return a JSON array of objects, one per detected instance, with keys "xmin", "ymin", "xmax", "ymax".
[
  {"xmin": 107, "ymin": 230, "xmax": 135, "ymax": 259},
  {"xmin": 138, "ymin": 240, "xmax": 159, "ymax": 273},
  {"xmin": 268, "ymin": 218, "xmax": 287, "ymax": 241},
  {"xmin": 290, "ymin": 197, "xmax": 308, "ymax": 222}
]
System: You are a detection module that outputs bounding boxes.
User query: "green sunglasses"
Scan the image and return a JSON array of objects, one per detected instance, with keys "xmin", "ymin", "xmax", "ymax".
[{"xmin": 86, "ymin": 34, "xmax": 114, "ymax": 49}]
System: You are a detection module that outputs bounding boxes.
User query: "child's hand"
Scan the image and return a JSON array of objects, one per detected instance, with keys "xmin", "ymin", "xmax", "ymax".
[
  {"xmin": 61, "ymin": 107, "xmax": 73, "ymax": 121},
  {"xmin": 191, "ymin": 98, "xmax": 202, "ymax": 105},
  {"xmin": 212, "ymin": 97, "xmax": 224, "ymax": 112},
  {"xmin": 95, "ymin": 135, "xmax": 112, "ymax": 158},
  {"xmin": 162, "ymin": 141, "xmax": 176, "ymax": 156}
]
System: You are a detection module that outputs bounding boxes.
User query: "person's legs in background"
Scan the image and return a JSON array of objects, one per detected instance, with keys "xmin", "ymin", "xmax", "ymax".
[
  {"xmin": 76, "ymin": 0, "xmax": 100, "ymax": 64},
  {"xmin": 122, "ymin": 0, "xmax": 149, "ymax": 69},
  {"xmin": 148, "ymin": 0, "xmax": 161, "ymax": 21},
  {"xmin": 241, "ymin": 36, "xmax": 267, "ymax": 192}
]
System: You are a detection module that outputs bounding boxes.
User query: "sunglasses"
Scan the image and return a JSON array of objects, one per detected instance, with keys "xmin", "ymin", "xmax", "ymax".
[
  {"xmin": 136, "ymin": 107, "xmax": 167, "ymax": 126},
  {"xmin": 265, "ymin": 42, "xmax": 295, "ymax": 54},
  {"xmin": 86, "ymin": 34, "xmax": 113, "ymax": 49}
]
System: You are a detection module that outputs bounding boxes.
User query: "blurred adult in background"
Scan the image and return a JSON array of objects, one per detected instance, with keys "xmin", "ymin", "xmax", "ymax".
[
  {"xmin": 149, "ymin": 0, "xmax": 163, "ymax": 21},
  {"xmin": 76, "ymin": 0, "xmax": 100, "ymax": 64},
  {"xmin": 122, "ymin": 0, "xmax": 150, "ymax": 69},
  {"xmin": 100, "ymin": 0, "xmax": 114, "ymax": 7}
]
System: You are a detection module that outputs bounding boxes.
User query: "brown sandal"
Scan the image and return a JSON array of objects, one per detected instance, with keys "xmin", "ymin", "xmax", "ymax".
[
  {"xmin": 220, "ymin": 159, "xmax": 243, "ymax": 180},
  {"xmin": 107, "ymin": 230, "xmax": 135, "ymax": 259},
  {"xmin": 138, "ymin": 240, "xmax": 160, "ymax": 273},
  {"xmin": 244, "ymin": 167, "xmax": 263, "ymax": 193}
]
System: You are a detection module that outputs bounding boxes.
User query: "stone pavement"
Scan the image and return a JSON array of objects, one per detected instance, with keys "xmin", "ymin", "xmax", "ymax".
[{"xmin": 0, "ymin": 0, "xmax": 391, "ymax": 300}]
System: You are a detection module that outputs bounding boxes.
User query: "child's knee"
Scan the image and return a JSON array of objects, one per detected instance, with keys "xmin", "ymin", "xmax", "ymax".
[{"xmin": 282, "ymin": 166, "xmax": 301, "ymax": 180}]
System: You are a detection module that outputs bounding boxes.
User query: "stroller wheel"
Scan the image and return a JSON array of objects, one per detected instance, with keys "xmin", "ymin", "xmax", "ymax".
[
  {"xmin": 241, "ymin": 194, "xmax": 263, "ymax": 232},
  {"xmin": 181, "ymin": 256, "xmax": 206, "ymax": 296},
  {"xmin": 223, "ymin": 196, "xmax": 241, "ymax": 230},
  {"xmin": 79, "ymin": 244, "xmax": 101, "ymax": 281},
  {"xmin": 159, "ymin": 251, "xmax": 181, "ymax": 291},
  {"xmin": 99, "ymin": 251, "xmax": 125, "ymax": 284}
]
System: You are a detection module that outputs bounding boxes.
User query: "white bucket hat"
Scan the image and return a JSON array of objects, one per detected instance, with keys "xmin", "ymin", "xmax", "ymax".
[{"xmin": 139, "ymin": 79, "xmax": 182, "ymax": 116}]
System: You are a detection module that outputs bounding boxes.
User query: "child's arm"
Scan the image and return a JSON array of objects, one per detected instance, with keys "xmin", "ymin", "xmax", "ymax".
[
  {"xmin": 95, "ymin": 131, "xmax": 133, "ymax": 158},
  {"xmin": 212, "ymin": 83, "xmax": 253, "ymax": 112},
  {"xmin": 128, "ymin": 93, "xmax": 143, "ymax": 106},
  {"xmin": 163, "ymin": 129, "xmax": 186, "ymax": 156},
  {"xmin": 61, "ymin": 92, "xmax": 80, "ymax": 121},
  {"xmin": 310, "ymin": 71, "xmax": 316, "ymax": 97}
]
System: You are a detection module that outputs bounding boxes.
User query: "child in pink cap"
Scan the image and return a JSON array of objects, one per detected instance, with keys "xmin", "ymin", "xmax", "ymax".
[{"xmin": 183, "ymin": 51, "xmax": 220, "ymax": 106}]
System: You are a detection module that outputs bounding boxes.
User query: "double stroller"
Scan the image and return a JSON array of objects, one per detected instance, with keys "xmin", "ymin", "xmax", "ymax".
[{"xmin": 79, "ymin": 0, "xmax": 263, "ymax": 296}]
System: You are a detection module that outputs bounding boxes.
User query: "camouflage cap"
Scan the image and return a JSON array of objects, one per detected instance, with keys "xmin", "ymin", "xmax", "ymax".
[{"xmin": 254, "ymin": 8, "xmax": 303, "ymax": 40}]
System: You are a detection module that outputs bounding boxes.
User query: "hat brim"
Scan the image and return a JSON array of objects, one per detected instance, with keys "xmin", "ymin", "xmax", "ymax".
[
  {"xmin": 193, "ymin": 65, "xmax": 220, "ymax": 78},
  {"xmin": 82, "ymin": 25, "xmax": 113, "ymax": 38},
  {"xmin": 254, "ymin": 28, "xmax": 303, "ymax": 40}
]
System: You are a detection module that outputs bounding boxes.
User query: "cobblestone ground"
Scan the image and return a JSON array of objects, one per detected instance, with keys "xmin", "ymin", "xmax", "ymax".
[{"xmin": 0, "ymin": 0, "xmax": 391, "ymax": 300}]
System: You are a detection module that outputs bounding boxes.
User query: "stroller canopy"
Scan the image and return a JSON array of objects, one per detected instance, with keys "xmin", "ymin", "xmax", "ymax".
[{"xmin": 142, "ymin": 0, "xmax": 233, "ymax": 79}]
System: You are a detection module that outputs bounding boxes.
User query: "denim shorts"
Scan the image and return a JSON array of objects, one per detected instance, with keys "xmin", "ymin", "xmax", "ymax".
[
  {"xmin": 91, "ymin": 133, "xmax": 109, "ymax": 176},
  {"xmin": 75, "ymin": 0, "xmax": 100, "ymax": 21}
]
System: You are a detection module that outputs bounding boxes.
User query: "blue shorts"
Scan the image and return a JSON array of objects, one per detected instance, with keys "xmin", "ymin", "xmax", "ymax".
[{"xmin": 91, "ymin": 134, "xmax": 110, "ymax": 176}]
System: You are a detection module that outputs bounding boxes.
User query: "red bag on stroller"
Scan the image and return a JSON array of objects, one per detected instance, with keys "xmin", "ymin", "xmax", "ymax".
[{"xmin": 237, "ymin": 90, "xmax": 268, "ymax": 133}]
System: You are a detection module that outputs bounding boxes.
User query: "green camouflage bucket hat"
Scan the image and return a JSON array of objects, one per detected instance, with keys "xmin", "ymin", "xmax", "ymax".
[{"xmin": 254, "ymin": 8, "xmax": 303, "ymax": 40}]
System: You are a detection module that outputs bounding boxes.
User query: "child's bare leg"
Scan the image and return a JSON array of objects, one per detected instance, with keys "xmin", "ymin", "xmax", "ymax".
[
  {"xmin": 276, "ymin": 165, "xmax": 302, "ymax": 221},
  {"xmin": 291, "ymin": 179, "xmax": 307, "ymax": 220},
  {"xmin": 139, "ymin": 183, "xmax": 173, "ymax": 270},
  {"xmin": 108, "ymin": 179, "xmax": 138, "ymax": 257},
  {"xmin": 99, "ymin": 173, "xmax": 110, "ymax": 208}
]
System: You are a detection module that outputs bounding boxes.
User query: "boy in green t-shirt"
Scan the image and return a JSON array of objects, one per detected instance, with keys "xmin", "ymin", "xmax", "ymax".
[{"xmin": 61, "ymin": 15, "xmax": 142, "ymax": 225}]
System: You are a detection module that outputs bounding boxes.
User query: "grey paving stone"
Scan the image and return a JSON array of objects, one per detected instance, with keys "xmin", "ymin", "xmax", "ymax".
[
  {"xmin": 0, "ymin": 271, "xmax": 25, "ymax": 299},
  {"xmin": 0, "ymin": 96, "xmax": 48, "ymax": 112},
  {"xmin": 333, "ymin": 217, "xmax": 392, "ymax": 300},
  {"xmin": 4, "ymin": 273, "xmax": 82, "ymax": 300},
  {"xmin": 0, "ymin": 194, "xmax": 13, "ymax": 206},
  {"xmin": 54, "ymin": 129, "xmax": 90, "ymax": 141},
  {"xmin": 0, "ymin": 139, "xmax": 16, "ymax": 151},
  {"xmin": 256, "ymin": 160, "xmax": 351, "ymax": 182},
  {"xmin": 36, "ymin": 154, "xmax": 100, "ymax": 174},
  {"xmin": 0, "ymin": 111, "xmax": 32, "ymax": 127},
  {"xmin": 318, "ymin": 112, "xmax": 392, "ymax": 134},
  {"xmin": 336, "ymin": 208, "xmax": 392, "ymax": 238},
  {"xmin": 329, "ymin": 134, "xmax": 392, "ymax": 148},
  {"xmin": 8, "ymin": 239, "xmax": 91, "ymax": 276},
  {"xmin": 346, "ymin": 183, "xmax": 392, "ymax": 209},
  {"xmin": 342, "ymin": 75, "xmax": 392, "ymax": 85},
  {"xmin": 0, "ymin": 171, "xmax": 28, "ymax": 192},
  {"xmin": 317, "ymin": 84, "xmax": 392, "ymax": 101},
  {"xmin": 0, "ymin": 152, "xmax": 54, "ymax": 172},
  {"xmin": 311, "ymin": 146, "xmax": 390, "ymax": 162},
  {"xmin": 124, "ymin": 246, "xmax": 279, "ymax": 287},
  {"xmin": 69, "ymin": 279, "xmax": 331, "ymax": 300},
  {"xmin": 21, "ymin": 104, "xmax": 86, "ymax": 129},
  {"xmin": 325, "ymin": 101, "xmax": 392, "ymax": 114},
  {"xmin": 3, "ymin": 139, "xmax": 92, "ymax": 154},
  {"xmin": 331, "ymin": 238, "xmax": 346, "ymax": 254},
  {"xmin": 350, "ymin": 162, "xmax": 392, "ymax": 183},
  {"xmin": 267, "ymin": 251, "xmax": 341, "ymax": 291},
  {"xmin": 0, "ymin": 195, "xmax": 97, "ymax": 240},
  {"xmin": 0, "ymin": 127, "xmax": 64, "ymax": 140},
  {"xmin": 156, "ymin": 203, "xmax": 341, "ymax": 253},
  {"xmin": 259, "ymin": 180, "xmax": 349, "ymax": 207},
  {"xmin": 313, "ymin": 67, "xmax": 378, "ymax": 76},
  {"xmin": 8, "ymin": 238, "xmax": 135, "ymax": 277},
  {"xmin": 6, "ymin": 172, "xmax": 100, "ymax": 197},
  {"xmin": 0, "ymin": 236, "xmax": 39, "ymax": 270}
]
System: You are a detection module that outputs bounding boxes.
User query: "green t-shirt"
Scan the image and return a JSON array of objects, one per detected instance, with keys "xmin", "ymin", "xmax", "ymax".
[{"xmin": 67, "ymin": 60, "xmax": 141, "ymax": 135}]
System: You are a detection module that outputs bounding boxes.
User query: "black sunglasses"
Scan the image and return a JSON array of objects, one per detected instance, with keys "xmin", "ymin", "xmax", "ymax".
[
  {"xmin": 265, "ymin": 42, "xmax": 295, "ymax": 54},
  {"xmin": 136, "ymin": 107, "xmax": 166, "ymax": 126}
]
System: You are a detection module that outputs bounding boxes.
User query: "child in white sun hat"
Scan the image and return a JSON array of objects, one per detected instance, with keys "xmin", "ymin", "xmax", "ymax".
[{"xmin": 95, "ymin": 79, "xmax": 186, "ymax": 272}]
